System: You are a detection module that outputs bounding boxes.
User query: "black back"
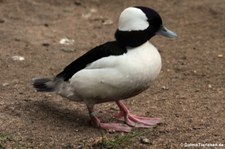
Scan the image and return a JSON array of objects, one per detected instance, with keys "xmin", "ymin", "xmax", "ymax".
[{"xmin": 56, "ymin": 41, "xmax": 127, "ymax": 81}]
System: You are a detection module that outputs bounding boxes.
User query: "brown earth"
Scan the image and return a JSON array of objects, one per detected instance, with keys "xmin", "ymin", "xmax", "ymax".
[{"xmin": 0, "ymin": 0, "xmax": 225, "ymax": 148}]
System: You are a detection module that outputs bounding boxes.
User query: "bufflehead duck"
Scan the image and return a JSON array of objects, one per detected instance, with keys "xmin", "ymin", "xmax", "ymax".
[{"xmin": 33, "ymin": 6, "xmax": 176, "ymax": 132}]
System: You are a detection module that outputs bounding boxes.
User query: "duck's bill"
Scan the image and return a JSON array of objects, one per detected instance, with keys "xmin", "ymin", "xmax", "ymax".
[{"xmin": 156, "ymin": 25, "xmax": 177, "ymax": 39}]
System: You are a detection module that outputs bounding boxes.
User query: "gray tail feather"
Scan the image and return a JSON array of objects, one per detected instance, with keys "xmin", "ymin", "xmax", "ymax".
[{"xmin": 32, "ymin": 78, "xmax": 56, "ymax": 92}]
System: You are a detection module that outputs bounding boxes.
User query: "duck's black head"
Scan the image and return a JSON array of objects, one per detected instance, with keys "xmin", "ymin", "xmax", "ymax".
[{"xmin": 115, "ymin": 6, "xmax": 176, "ymax": 47}]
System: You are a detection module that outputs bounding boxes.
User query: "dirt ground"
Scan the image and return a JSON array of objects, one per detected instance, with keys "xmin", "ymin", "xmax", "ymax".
[{"xmin": 0, "ymin": 0, "xmax": 225, "ymax": 148}]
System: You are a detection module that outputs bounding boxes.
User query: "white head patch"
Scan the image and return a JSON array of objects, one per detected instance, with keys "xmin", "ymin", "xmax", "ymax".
[{"xmin": 118, "ymin": 7, "xmax": 149, "ymax": 31}]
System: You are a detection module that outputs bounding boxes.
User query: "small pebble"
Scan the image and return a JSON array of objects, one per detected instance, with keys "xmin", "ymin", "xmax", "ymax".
[
  {"xmin": 208, "ymin": 84, "xmax": 212, "ymax": 88},
  {"xmin": 179, "ymin": 96, "xmax": 186, "ymax": 99},
  {"xmin": 162, "ymin": 86, "xmax": 169, "ymax": 90},
  {"xmin": 60, "ymin": 48, "xmax": 76, "ymax": 52},
  {"xmin": 175, "ymin": 113, "xmax": 180, "ymax": 117},
  {"xmin": 14, "ymin": 38, "xmax": 20, "ymax": 42},
  {"xmin": 2, "ymin": 83, "xmax": 9, "ymax": 86},
  {"xmin": 42, "ymin": 43, "xmax": 50, "ymax": 47},
  {"xmin": 103, "ymin": 19, "xmax": 113, "ymax": 25},
  {"xmin": 59, "ymin": 38, "xmax": 74, "ymax": 45},
  {"xmin": 90, "ymin": 8, "xmax": 98, "ymax": 13},
  {"xmin": 140, "ymin": 137, "xmax": 150, "ymax": 144},
  {"xmin": 77, "ymin": 144, "xmax": 83, "ymax": 149},
  {"xmin": 61, "ymin": 143, "xmax": 74, "ymax": 149},
  {"xmin": 108, "ymin": 129, "xmax": 116, "ymax": 134},
  {"xmin": 161, "ymin": 97, "xmax": 167, "ymax": 100},
  {"xmin": 12, "ymin": 55, "xmax": 25, "ymax": 61},
  {"xmin": 195, "ymin": 89, "xmax": 200, "ymax": 92},
  {"xmin": 217, "ymin": 54, "xmax": 223, "ymax": 58},
  {"xmin": 74, "ymin": 0, "xmax": 82, "ymax": 6},
  {"xmin": 44, "ymin": 23, "xmax": 49, "ymax": 27},
  {"xmin": 45, "ymin": 94, "xmax": 52, "ymax": 97},
  {"xmin": 82, "ymin": 13, "xmax": 92, "ymax": 19}
]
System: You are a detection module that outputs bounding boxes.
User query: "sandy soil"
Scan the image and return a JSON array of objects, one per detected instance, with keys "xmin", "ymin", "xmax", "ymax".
[{"xmin": 0, "ymin": 0, "xmax": 225, "ymax": 148}]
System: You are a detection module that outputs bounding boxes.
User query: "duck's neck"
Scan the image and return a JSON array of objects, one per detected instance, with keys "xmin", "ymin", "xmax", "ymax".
[{"xmin": 114, "ymin": 28, "xmax": 155, "ymax": 47}]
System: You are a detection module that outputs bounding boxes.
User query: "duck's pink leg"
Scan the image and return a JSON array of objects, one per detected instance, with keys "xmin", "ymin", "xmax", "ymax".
[
  {"xmin": 87, "ymin": 105, "xmax": 132, "ymax": 132},
  {"xmin": 114, "ymin": 101, "xmax": 161, "ymax": 128}
]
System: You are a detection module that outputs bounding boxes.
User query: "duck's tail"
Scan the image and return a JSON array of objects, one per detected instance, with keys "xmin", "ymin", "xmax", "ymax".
[{"xmin": 32, "ymin": 78, "xmax": 58, "ymax": 92}]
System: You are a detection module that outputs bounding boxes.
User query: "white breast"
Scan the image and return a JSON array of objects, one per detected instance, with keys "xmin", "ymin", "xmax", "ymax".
[
  {"xmin": 58, "ymin": 41, "xmax": 162, "ymax": 105},
  {"xmin": 121, "ymin": 41, "xmax": 162, "ymax": 82}
]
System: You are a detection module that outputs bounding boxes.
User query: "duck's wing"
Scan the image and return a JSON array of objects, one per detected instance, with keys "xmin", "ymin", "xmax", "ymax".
[{"xmin": 56, "ymin": 41, "xmax": 127, "ymax": 81}]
